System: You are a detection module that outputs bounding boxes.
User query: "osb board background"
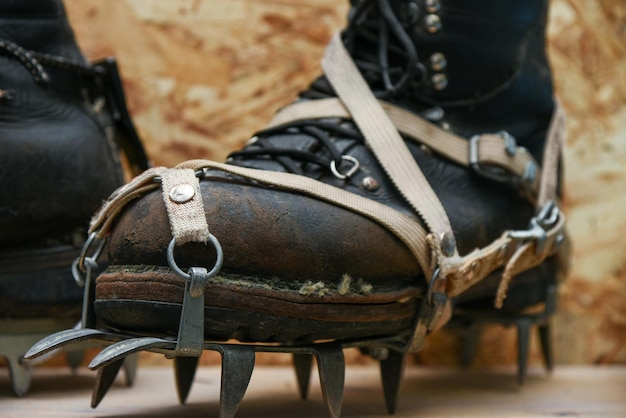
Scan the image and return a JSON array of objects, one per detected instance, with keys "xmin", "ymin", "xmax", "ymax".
[{"xmin": 58, "ymin": 0, "xmax": 625, "ymax": 366}]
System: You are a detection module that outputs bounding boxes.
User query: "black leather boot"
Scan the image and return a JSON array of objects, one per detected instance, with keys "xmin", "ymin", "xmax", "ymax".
[
  {"xmin": 26, "ymin": 0, "xmax": 568, "ymax": 413},
  {"xmin": 0, "ymin": 0, "xmax": 148, "ymax": 395}
]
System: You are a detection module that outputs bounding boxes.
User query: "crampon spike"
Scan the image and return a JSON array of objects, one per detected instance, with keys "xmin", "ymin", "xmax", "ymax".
[
  {"xmin": 174, "ymin": 356, "xmax": 199, "ymax": 404},
  {"xmin": 516, "ymin": 318, "xmax": 532, "ymax": 385},
  {"xmin": 313, "ymin": 344, "xmax": 345, "ymax": 418},
  {"xmin": 91, "ymin": 358, "xmax": 124, "ymax": 408},
  {"xmin": 293, "ymin": 353, "xmax": 313, "ymax": 400},
  {"xmin": 538, "ymin": 323, "xmax": 553, "ymax": 372},
  {"xmin": 123, "ymin": 353, "xmax": 139, "ymax": 387},
  {"xmin": 380, "ymin": 350, "xmax": 405, "ymax": 414},
  {"xmin": 218, "ymin": 345, "xmax": 256, "ymax": 418}
]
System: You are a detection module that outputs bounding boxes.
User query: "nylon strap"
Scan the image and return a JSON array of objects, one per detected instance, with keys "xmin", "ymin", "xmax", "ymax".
[
  {"xmin": 268, "ymin": 97, "xmax": 541, "ymax": 199},
  {"xmin": 160, "ymin": 168, "xmax": 210, "ymax": 245},
  {"xmin": 321, "ymin": 33, "xmax": 455, "ymax": 253}
]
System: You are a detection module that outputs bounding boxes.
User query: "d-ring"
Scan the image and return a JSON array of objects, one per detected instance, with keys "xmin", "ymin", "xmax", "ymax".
[{"xmin": 167, "ymin": 234, "xmax": 224, "ymax": 280}]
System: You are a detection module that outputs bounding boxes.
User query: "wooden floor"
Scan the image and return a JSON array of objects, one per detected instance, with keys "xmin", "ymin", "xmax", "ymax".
[{"xmin": 1, "ymin": 365, "xmax": 624, "ymax": 417}]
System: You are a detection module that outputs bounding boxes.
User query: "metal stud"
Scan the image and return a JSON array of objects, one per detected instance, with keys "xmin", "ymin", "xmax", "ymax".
[
  {"xmin": 440, "ymin": 231, "xmax": 456, "ymax": 257},
  {"xmin": 361, "ymin": 176, "xmax": 380, "ymax": 192},
  {"xmin": 423, "ymin": 14, "xmax": 442, "ymax": 33},
  {"xmin": 429, "ymin": 52, "xmax": 447, "ymax": 71},
  {"xmin": 175, "ymin": 356, "xmax": 199, "ymax": 404},
  {"xmin": 379, "ymin": 350, "xmax": 405, "ymax": 414},
  {"xmin": 425, "ymin": 0, "xmax": 441, "ymax": 13},
  {"xmin": 431, "ymin": 73, "xmax": 448, "ymax": 90},
  {"xmin": 169, "ymin": 183, "xmax": 195, "ymax": 203}
]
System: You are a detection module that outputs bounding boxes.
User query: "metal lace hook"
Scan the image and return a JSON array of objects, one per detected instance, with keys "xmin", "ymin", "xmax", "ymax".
[
  {"xmin": 167, "ymin": 234, "xmax": 224, "ymax": 281},
  {"xmin": 330, "ymin": 155, "xmax": 360, "ymax": 180}
]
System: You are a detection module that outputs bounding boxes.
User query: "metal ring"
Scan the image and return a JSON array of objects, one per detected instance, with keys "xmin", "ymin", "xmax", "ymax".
[
  {"xmin": 167, "ymin": 234, "xmax": 224, "ymax": 281},
  {"xmin": 330, "ymin": 155, "xmax": 360, "ymax": 180}
]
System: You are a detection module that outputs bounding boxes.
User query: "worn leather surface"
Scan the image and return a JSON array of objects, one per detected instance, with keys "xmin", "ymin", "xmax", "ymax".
[
  {"xmin": 0, "ymin": 0, "xmax": 125, "ymax": 247},
  {"xmin": 100, "ymin": 0, "xmax": 558, "ymax": 332}
]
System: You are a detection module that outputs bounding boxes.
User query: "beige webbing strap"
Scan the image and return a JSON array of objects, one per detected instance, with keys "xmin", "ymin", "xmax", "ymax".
[
  {"xmin": 537, "ymin": 101, "xmax": 566, "ymax": 209},
  {"xmin": 89, "ymin": 166, "xmax": 165, "ymax": 237},
  {"xmin": 268, "ymin": 98, "xmax": 541, "ymax": 199},
  {"xmin": 321, "ymin": 33, "xmax": 455, "ymax": 252},
  {"xmin": 177, "ymin": 159, "xmax": 433, "ymax": 276},
  {"xmin": 160, "ymin": 168, "xmax": 210, "ymax": 245}
]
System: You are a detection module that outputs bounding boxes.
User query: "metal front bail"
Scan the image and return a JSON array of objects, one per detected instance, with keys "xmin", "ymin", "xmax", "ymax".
[{"xmin": 166, "ymin": 235, "xmax": 224, "ymax": 356}]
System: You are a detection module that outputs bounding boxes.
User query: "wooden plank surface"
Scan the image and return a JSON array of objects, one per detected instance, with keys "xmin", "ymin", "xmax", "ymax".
[{"xmin": 1, "ymin": 365, "xmax": 624, "ymax": 417}]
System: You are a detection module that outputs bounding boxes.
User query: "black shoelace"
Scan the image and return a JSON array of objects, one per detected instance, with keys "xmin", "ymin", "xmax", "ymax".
[{"xmin": 228, "ymin": 0, "xmax": 431, "ymax": 179}]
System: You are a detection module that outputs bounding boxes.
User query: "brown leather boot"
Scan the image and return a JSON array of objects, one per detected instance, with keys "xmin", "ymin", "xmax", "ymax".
[{"xmin": 27, "ymin": 0, "xmax": 568, "ymax": 414}]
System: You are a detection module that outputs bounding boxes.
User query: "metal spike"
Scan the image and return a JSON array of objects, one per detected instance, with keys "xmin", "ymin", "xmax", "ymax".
[
  {"xmin": 313, "ymin": 344, "xmax": 345, "ymax": 418},
  {"xmin": 516, "ymin": 318, "xmax": 532, "ymax": 385},
  {"xmin": 24, "ymin": 328, "xmax": 111, "ymax": 360},
  {"xmin": 66, "ymin": 349, "xmax": 85, "ymax": 371},
  {"xmin": 380, "ymin": 350, "xmax": 405, "ymax": 414},
  {"xmin": 538, "ymin": 323, "xmax": 553, "ymax": 372},
  {"xmin": 123, "ymin": 354, "xmax": 139, "ymax": 387},
  {"xmin": 175, "ymin": 356, "xmax": 199, "ymax": 404},
  {"xmin": 91, "ymin": 358, "xmax": 124, "ymax": 408},
  {"xmin": 5, "ymin": 355, "xmax": 32, "ymax": 397},
  {"xmin": 218, "ymin": 345, "xmax": 256, "ymax": 418},
  {"xmin": 460, "ymin": 323, "xmax": 482, "ymax": 367},
  {"xmin": 89, "ymin": 337, "xmax": 173, "ymax": 370},
  {"xmin": 292, "ymin": 353, "xmax": 313, "ymax": 400}
]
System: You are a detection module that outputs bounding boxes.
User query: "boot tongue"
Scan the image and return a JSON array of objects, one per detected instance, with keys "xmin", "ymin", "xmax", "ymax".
[{"xmin": 0, "ymin": 0, "xmax": 85, "ymax": 63}]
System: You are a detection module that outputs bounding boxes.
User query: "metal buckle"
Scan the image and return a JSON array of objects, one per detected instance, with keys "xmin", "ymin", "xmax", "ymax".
[
  {"xmin": 469, "ymin": 131, "xmax": 517, "ymax": 183},
  {"xmin": 509, "ymin": 201, "xmax": 561, "ymax": 255}
]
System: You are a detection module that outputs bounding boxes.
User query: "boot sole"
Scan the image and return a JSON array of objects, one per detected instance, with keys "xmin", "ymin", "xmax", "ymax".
[{"xmin": 94, "ymin": 265, "xmax": 420, "ymax": 343}]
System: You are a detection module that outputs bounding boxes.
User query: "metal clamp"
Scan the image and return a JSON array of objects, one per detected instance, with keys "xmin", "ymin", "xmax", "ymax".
[{"xmin": 407, "ymin": 268, "xmax": 448, "ymax": 352}]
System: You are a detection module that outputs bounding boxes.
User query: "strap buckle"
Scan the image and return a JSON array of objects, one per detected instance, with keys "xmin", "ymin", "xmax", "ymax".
[
  {"xmin": 508, "ymin": 201, "xmax": 562, "ymax": 255},
  {"xmin": 469, "ymin": 131, "xmax": 537, "ymax": 194}
]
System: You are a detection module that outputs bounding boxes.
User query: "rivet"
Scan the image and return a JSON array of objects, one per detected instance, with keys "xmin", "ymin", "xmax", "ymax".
[
  {"xmin": 425, "ymin": 0, "xmax": 441, "ymax": 13},
  {"xmin": 429, "ymin": 52, "xmax": 447, "ymax": 71},
  {"xmin": 440, "ymin": 232, "xmax": 456, "ymax": 257},
  {"xmin": 419, "ymin": 144, "xmax": 433, "ymax": 156},
  {"xmin": 423, "ymin": 14, "xmax": 442, "ymax": 33},
  {"xmin": 361, "ymin": 176, "xmax": 380, "ymax": 192},
  {"xmin": 169, "ymin": 183, "xmax": 195, "ymax": 203},
  {"xmin": 440, "ymin": 121, "xmax": 451, "ymax": 131},
  {"xmin": 431, "ymin": 73, "xmax": 448, "ymax": 90}
]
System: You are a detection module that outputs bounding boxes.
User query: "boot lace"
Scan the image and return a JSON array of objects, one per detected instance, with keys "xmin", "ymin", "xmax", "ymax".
[{"xmin": 228, "ymin": 0, "xmax": 434, "ymax": 180}]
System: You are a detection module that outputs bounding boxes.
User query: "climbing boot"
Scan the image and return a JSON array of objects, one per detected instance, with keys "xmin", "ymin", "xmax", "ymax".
[
  {"xmin": 27, "ymin": 0, "xmax": 568, "ymax": 415},
  {"xmin": 1, "ymin": 0, "xmax": 147, "ymax": 396}
]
